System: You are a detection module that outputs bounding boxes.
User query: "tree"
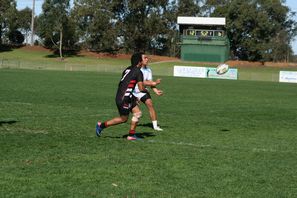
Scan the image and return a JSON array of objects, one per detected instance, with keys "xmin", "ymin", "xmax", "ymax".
[
  {"xmin": 161, "ymin": 0, "xmax": 180, "ymax": 56},
  {"xmin": 37, "ymin": 0, "xmax": 72, "ymax": 59},
  {"xmin": 120, "ymin": 0, "xmax": 179, "ymax": 54},
  {"xmin": 71, "ymin": 0, "xmax": 180, "ymax": 55},
  {"xmin": 0, "ymin": 0, "xmax": 17, "ymax": 45},
  {"xmin": 72, "ymin": 0, "xmax": 124, "ymax": 52},
  {"xmin": 8, "ymin": 30, "xmax": 24, "ymax": 44},
  {"xmin": 16, "ymin": 7, "xmax": 32, "ymax": 44},
  {"xmin": 177, "ymin": 0, "xmax": 202, "ymax": 16},
  {"xmin": 205, "ymin": 0, "xmax": 297, "ymax": 62}
]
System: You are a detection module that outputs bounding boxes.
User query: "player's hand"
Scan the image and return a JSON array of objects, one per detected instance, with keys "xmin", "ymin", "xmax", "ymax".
[
  {"xmin": 155, "ymin": 78, "xmax": 161, "ymax": 85},
  {"xmin": 155, "ymin": 89, "xmax": 163, "ymax": 96}
]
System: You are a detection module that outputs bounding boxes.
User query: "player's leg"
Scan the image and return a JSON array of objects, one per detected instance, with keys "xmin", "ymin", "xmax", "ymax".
[
  {"xmin": 96, "ymin": 101, "xmax": 130, "ymax": 137},
  {"xmin": 127, "ymin": 100, "xmax": 142, "ymax": 140},
  {"xmin": 142, "ymin": 94, "xmax": 163, "ymax": 131},
  {"xmin": 104, "ymin": 115, "xmax": 129, "ymax": 127},
  {"xmin": 144, "ymin": 98, "xmax": 157, "ymax": 121},
  {"xmin": 96, "ymin": 115, "xmax": 128, "ymax": 137}
]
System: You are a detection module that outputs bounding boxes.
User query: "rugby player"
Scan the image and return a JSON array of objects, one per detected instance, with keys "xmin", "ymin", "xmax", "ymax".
[
  {"xmin": 96, "ymin": 52, "xmax": 148, "ymax": 140},
  {"xmin": 133, "ymin": 60, "xmax": 163, "ymax": 131}
]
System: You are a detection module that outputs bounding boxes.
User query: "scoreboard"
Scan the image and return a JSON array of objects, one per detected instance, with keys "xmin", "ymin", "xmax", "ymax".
[
  {"xmin": 177, "ymin": 16, "xmax": 229, "ymax": 62},
  {"xmin": 186, "ymin": 29, "xmax": 224, "ymax": 37}
]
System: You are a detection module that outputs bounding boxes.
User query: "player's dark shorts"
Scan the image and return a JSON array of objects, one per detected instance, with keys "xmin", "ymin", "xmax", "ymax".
[
  {"xmin": 140, "ymin": 92, "xmax": 151, "ymax": 103},
  {"xmin": 116, "ymin": 96, "xmax": 137, "ymax": 116}
]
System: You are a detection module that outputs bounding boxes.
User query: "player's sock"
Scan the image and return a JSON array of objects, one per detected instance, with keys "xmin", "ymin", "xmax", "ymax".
[
  {"xmin": 129, "ymin": 129, "xmax": 135, "ymax": 135},
  {"xmin": 152, "ymin": 120, "xmax": 158, "ymax": 129},
  {"xmin": 127, "ymin": 130, "xmax": 141, "ymax": 140},
  {"xmin": 101, "ymin": 122, "xmax": 108, "ymax": 129}
]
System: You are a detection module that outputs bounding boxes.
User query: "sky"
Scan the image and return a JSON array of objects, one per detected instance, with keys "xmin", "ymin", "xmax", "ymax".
[{"xmin": 16, "ymin": 0, "xmax": 297, "ymax": 54}]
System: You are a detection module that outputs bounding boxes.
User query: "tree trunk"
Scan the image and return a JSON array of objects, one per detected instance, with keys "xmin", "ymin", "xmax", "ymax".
[
  {"xmin": 0, "ymin": 26, "xmax": 2, "ymax": 45},
  {"xmin": 59, "ymin": 29, "xmax": 63, "ymax": 60}
]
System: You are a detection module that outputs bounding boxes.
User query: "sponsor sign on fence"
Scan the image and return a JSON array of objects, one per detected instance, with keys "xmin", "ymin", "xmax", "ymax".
[
  {"xmin": 207, "ymin": 67, "xmax": 238, "ymax": 80},
  {"xmin": 174, "ymin": 66, "xmax": 207, "ymax": 78},
  {"xmin": 174, "ymin": 65, "xmax": 238, "ymax": 80},
  {"xmin": 279, "ymin": 71, "xmax": 297, "ymax": 83}
]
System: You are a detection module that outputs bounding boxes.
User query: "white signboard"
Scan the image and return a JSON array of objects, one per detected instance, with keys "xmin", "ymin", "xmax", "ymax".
[
  {"xmin": 207, "ymin": 68, "xmax": 238, "ymax": 80},
  {"xmin": 279, "ymin": 71, "xmax": 297, "ymax": 83},
  {"xmin": 174, "ymin": 66, "xmax": 207, "ymax": 78}
]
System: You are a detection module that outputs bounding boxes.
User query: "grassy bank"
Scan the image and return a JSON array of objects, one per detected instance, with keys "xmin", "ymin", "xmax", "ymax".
[{"xmin": 1, "ymin": 47, "xmax": 297, "ymax": 81}]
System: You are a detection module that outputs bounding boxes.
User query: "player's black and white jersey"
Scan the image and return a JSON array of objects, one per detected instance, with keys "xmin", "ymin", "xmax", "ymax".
[{"xmin": 116, "ymin": 65, "xmax": 143, "ymax": 103}]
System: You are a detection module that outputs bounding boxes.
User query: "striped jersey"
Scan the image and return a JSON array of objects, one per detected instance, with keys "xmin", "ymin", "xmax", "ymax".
[{"xmin": 116, "ymin": 65, "xmax": 143, "ymax": 103}]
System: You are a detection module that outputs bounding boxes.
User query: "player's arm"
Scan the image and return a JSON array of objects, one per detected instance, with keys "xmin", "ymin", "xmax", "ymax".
[
  {"xmin": 152, "ymin": 87, "xmax": 163, "ymax": 96},
  {"xmin": 143, "ymin": 78, "xmax": 161, "ymax": 87},
  {"xmin": 137, "ymin": 81, "xmax": 148, "ymax": 93},
  {"xmin": 143, "ymin": 70, "xmax": 162, "ymax": 95},
  {"xmin": 136, "ymin": 70, "xmax": 148, "ymax": 93}
]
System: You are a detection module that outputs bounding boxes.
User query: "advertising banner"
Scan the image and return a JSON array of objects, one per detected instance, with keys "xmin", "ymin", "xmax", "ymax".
[
  {"xmin": 279, "ymin": 71, "xmax": 297, "ymax": 83},
  {"xmin": 174, "ymin": 66, "xmax": 207, "ymax": 78},
  {"xmin": 207, "ymin": 67, "xmax": 238, "ymax": 80}
]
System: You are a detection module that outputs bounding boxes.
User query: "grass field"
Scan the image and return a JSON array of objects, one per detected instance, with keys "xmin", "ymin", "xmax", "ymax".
[
  {"xmin": 0, "ymin": 68, "xmax": 297, "ymax": 197},
  {"xmin": 1, "ymin": 47, "xmax": 297, "ymax": 82}
]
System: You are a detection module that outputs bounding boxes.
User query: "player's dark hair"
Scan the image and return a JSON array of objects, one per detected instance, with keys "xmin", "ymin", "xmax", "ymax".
[{"xmin": 131, "ymin": 52, "xmax": 144, "ymax": 67}]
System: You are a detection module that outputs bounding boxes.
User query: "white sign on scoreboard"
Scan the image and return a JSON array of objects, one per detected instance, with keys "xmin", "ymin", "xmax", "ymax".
[
  {"xmin": 174, "ymin": 66, "xmax": 207, "ymax": 78},
  {"xmin": 279, "ymin": 71, "xmax": 297, "ymax": 83}
]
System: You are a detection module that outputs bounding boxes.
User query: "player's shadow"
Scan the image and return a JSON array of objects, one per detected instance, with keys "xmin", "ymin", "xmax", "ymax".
[
  {"xmin": 103, "ymin": 132, "xmax": 156, "ymax": 139},
  {"xmin": 220, "ymin": 129, "xmax": 230, "ymax": 132},
  {"xmin": 0, "ymin": 120, "xmax": 18, "ymax": 126},
  {"xmin": 138, "ymin": 122, "xmax": 168, "ymax": 129},
  {"xmin": 122, "ymin": 132, "xmax": 156, "ymax": 139},
  {"xmin": 138, "ymin": 123, "xmax": 153, "ymax": 128}
]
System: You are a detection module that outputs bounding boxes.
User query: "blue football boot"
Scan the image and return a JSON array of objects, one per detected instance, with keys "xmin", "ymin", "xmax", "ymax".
[{"xmin": 96, "ymin": 122, "xmax": 103, "ymax": 137}]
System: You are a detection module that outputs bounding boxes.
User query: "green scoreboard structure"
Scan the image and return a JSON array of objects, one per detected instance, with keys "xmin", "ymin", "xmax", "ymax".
[{"xmin": 177, "ymin": 16, "xmax": 230, "ymax": 62}]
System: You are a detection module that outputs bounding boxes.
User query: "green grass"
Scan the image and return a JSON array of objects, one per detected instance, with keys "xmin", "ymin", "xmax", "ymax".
[
  {"xmin": 0, "ymin": 47, "xmax": 130, "ymax": 72},
  {"xmin": 1, "ymin": 47, "xmax": 297, "ymax": 81},
  {"xmin": 0, "ymin": 69, "xmax": 297, "ymax": 197}
]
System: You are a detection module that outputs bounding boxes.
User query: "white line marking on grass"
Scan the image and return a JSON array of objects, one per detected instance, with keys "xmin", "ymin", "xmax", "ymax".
[
  {"xmin": 20, "ymin": 129, "xmax": 48, "ymax": 134},
  {"xmin": 147, "ymin": 140, "xmax": 211, "ymax": 148},
  {"xmin": 0, "ymin": 127, "xmax": 48, "ymax": 134},
  {"xmin": 252, "ymin": 148, "xmax": 278, "ymax": 153},
  {"xmin": 146, "ymin": 140, "xmax": 295, "ymax": 154},
  {"xmin": 16, "ymin": 114, "xmax": 108, "ymax": 121},
  {"xmin": 1, "ymin": 101, "xmax": 33, "ymax": 105}
]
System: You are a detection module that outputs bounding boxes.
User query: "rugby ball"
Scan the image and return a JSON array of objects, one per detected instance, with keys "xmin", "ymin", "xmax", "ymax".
[{"xmin": 216, "ymin": 63, "xmax": 229, "ymax": 75}]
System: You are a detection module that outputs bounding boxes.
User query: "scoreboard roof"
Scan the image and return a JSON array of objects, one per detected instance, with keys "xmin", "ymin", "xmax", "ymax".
[{"xmin": 177, "ymin": 17, "xmax": 226, "ymax": 26}]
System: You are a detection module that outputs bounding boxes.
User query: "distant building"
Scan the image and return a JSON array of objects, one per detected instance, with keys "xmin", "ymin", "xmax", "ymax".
[{"xmin": 177, "ymin": 16, "xmax": 230, "ymax": 62}]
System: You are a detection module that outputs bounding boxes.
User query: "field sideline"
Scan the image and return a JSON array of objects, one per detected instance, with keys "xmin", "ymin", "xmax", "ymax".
[
  {"xmin": 1, "ymin": 47, "xmax": 297, "ymax": 82},
  {"xmin": 0, "ymin": 69, "xmax": 297, "ymax": 197}
]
